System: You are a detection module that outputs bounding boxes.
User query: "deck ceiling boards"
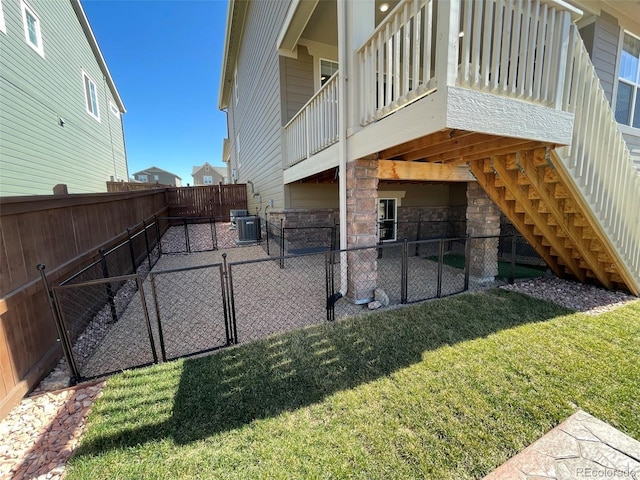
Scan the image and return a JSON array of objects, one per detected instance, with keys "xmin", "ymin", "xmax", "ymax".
[{"xmin": 378, "ymin": 129, "xmax": 553, "ymax": 165}]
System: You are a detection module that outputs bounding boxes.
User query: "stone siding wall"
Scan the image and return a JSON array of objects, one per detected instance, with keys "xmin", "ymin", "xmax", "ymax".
[
  {"xmin": 396, "ymin": 205, "xmax": 467, "ymax": 240},
  {"xmin": 466, "ymin": 182, "xmax": 500, "ymax": 282}
]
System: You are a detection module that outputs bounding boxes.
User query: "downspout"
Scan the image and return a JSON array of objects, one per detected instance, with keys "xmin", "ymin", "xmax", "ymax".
[{"xmin": 337, "ymin": 0, "xmax": 348, "ymax": 294}]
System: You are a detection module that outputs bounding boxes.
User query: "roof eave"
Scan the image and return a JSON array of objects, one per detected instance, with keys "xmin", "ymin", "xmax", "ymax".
[
  {"xmin": 70, "ymin": 0, "xmax": 126, "ymax": 113},
  {"xmin": 218, "ymin": 0, "xmax": 249, "ymax": 111}
]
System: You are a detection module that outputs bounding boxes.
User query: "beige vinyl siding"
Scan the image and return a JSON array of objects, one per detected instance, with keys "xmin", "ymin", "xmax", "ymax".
[
  {"xmin": 281, "ymin": 45, "xmax": 314, "ymax": 124},
  {"xmin": 286, "ymin": 183, "xmax": 339, "ymax": 208},
  {"xmin": 0, "ymin": 0, "xmax": 126, "ymax": 196},
  {"xmin": 229, "ymin": 0, "xmax": 290, "ymax": 215},
  {"xmin": 588, "ymin": 11, "xmax": 620, "ymax": 103}
]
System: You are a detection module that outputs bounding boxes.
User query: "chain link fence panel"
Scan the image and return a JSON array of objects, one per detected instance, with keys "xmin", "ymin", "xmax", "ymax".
[
  {"xmin": 150, "ymin": 264, "xmax": 229, "ymax": 361},
  {"xmin": 229, "ymin": 252, "xmax": 329, "ymax": 344},
  {"xmin": 52, "ymin": 275, "xmax": 157, "ymax": 381}
]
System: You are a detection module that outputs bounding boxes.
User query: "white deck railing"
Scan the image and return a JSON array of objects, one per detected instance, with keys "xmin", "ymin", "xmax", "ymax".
[
  {"xmin": 456, "ymin": 0, "xmax": 571, "ymax": 108},
  {"xmin": 283, "ymin": 72, "xmax": 339, "ymax": 168},
  {"xmin": 358, "ymin": 0, "xmax": 575, "ymax": 124},
  {"xmin": 358, "ymin": 0, "xmax": 436, "ymax": 125},
  {"xmin": 554, "ymin": 29, "xmax": 640, "ymax": 290}
]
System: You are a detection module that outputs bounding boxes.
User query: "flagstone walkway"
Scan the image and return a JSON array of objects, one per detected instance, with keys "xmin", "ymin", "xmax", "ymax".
[{"xmin": 485, "ymin": 410, "xmax": 640, "ymax": 480}]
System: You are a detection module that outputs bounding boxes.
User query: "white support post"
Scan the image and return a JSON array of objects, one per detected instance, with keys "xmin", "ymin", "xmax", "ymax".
[{"xmin": 435, "ymin": 0, "xmax": 461, "ymax": 88}]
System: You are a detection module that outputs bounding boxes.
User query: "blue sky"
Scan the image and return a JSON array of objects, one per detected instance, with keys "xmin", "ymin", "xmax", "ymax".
[{"xmin": 82, "ymin": 0, "xmax": 229, "ymax": 185}]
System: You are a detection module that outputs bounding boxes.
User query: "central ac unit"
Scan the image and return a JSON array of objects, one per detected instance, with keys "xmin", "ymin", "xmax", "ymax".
[
  {"xmin": 236, "ymin": 216, "xmax": 261, "ymax": 244},
  {"xmin": 229, "ymin": 209, "xmax": 249, "ymax": 229}
]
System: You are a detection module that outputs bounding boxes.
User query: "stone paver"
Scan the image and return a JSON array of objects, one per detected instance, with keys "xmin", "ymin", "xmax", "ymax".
[{"xmin": 484, "ymin": 410, "xmax": 640, "ymax": 480}]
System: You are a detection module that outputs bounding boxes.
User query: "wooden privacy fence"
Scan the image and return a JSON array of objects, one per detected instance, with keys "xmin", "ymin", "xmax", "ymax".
[
  {"xmin": 166, "ymin": 184, "xmax": 248, "ymax": 219},
  {"xmin": 0, "ymin": 190, "xmax": 168, "ymax": 419},
  {"xmin": 0, "ymin": 184, "xmax": 248, "ymax": 419}
]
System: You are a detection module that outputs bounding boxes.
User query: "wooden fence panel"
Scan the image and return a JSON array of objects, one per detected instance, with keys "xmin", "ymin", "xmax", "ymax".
[
  {"xmin": 0, "ymin": 190, "xmax": 168, "ymax": 419},
  {"xmin": 166, "ymin": 184, "xmax": 247, "ymax": 219}
]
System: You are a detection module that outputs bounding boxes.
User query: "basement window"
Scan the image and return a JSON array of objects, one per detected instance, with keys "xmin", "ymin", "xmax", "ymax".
[{"xmin": 20, "ymin": 0, "xmax": 44, "ymax": 57}]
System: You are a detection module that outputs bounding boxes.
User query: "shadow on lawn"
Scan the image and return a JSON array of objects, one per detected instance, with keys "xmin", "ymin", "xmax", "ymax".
[{"xmin": 75, "ymin": 289, "xmax": 570, "ymax": 453}]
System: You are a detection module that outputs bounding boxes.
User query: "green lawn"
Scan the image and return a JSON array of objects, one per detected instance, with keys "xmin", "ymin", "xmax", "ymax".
[
  {"xmin": 428, "ymin": 253, "xmax": 547, "ymax": 279},
  {"xmin": 67, "ymin": 290, "xmax": 640, "ymax": 480}
]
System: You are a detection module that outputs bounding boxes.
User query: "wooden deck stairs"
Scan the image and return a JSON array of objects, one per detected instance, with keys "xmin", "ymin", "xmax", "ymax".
[{"xmin": 470, "ymin": 148, "xmax": 627, "ymax": 291}]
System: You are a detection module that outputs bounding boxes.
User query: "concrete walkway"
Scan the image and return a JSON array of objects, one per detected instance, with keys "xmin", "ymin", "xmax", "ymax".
[{"xmin": 485, "ymin": 410, "xmax": 640, "ymax": 479}]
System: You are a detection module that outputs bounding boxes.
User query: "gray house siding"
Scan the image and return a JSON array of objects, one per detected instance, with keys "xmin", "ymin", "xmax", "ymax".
[
  {"xmin": 280, "ymin": 45, "xmax": 314, "ymax": 125},
  {"xmin": 227, "ymin": 0, "xmax": 289, "ymax": 215},
  {"xmin": 0, "ymin": 0, "xmax": 126, "ymax": 196},
  {"xmin": 591, "ymin": 11, "xmax": 620, "ymax": 103}
]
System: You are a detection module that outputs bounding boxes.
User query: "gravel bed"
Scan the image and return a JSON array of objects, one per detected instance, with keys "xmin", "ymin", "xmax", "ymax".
[{"xmin": 500, "ymin": 276, "xmax": 638, "ymax": 314}]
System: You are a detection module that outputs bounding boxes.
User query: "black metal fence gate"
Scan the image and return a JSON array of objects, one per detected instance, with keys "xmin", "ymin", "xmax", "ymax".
[{"xmin": 39, "ymin": 233, "xmax": 543, "ymax": 385}]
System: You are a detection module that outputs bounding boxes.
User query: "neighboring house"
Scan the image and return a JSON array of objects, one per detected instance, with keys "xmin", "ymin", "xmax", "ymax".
[
  {"xmin": 132, "ymin": 166, "xmax": 182, "ymax": 186},
  {"xmin": 192, "ymin": 162, "xmax": 228, "ymax": 185},
  {"xmin": 0, "ymin": 0, "xmax": 127, "ymax": 196},
  {"xmin": 218, "ymin": 0, "xmax": 640, "ymax": 297}
]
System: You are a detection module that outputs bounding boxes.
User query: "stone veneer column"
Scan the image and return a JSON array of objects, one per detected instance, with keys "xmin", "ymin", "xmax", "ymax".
[
  {"xmin": 345, "ymin": 157, "xmax": 379, "ymax": 303},
  {"xmin": 466, "ymin": 181, "xmax": 500, "ymax": 283}
]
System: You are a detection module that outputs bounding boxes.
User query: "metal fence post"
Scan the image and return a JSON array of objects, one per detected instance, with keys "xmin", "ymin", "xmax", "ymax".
[
  {"xmin": 184, "ymin": 218, "xmax": 190, "ymax": 254},
  {"xmin": 265, "ymin": 219, "xmax": 271, "ymax": 255},
  {"xmin": 401, "ymin": 238, "xmax": 408, "ymax": 303},
  {"xmin": 224, "ymin": 253, "xmax": 238, "ymax": 344},
  {"xmin": 510, "ymin": 234, "xmax": 517, "ymax": 284},
  {"xmin": 211, "ymin": 216, "xmax": 217, "ymax": 250},
  {"xmin": 218, "ymin": 261, "xmax": 232, "ymax": 346},
  {"xmin": 279, "ymin": 219, "xmax": 284, "ymax": 269},
  {"xmin": 143, "ymin": 220, "xmax": 152, "ymax": 270},
  {"xmin": 135, "ymin": 275, "xmax": 158, "ymax": 364},
  {"xmin": 150, "ymin": 273, "xmax": 167, "ymax": 362},
  {"xmin": 126, "ymin": 228, "xmax": 137, "ymax": 274},
  {"xmin": 155, "ymin": 215, "xmax": 162, "ymax": 255},
  {"xmin": 437, "ymin": 239, "xmax": 444, "ymax": 298},
  {"xmin": 99, "ymin": 248, "xmax": 118, "ymax": 323},
  {"xmin": 464, "ymin": 236, "xmax": 471, "ymax": 291},
  {"xmin": 37, "ymin": 264, "xmax": 81, "ymax": 384}
]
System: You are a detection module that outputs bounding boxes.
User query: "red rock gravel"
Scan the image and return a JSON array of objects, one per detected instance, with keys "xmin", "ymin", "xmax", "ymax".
[{"xmin": 0, "ymin": 381, "xmax": 105, "ymax": 480}]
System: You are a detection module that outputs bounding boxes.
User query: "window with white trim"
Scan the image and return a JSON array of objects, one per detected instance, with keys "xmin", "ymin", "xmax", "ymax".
[
  {"xmin": 233, "ymin": 69, "xmax": 238, "ymax": 105},
  {"xmin": 320, "ymin": 59, "xmax": 338, "ymax": 87},
  {"xmin": 109, "ymin": 101, "xmax": 120, "ymax": 117},
  {"xmin": 138, "ymin": 174, "xmax": 148, "ymax": 182},
  {"xmin": 153, "ymin": 174, "xmax": 159, "ymax": 182},
  {"xmin": 82, "ymin": 71, "xmax": 100, "ymax": 121},
  {"xmin": 0, "ymin": 0, "xmax": 7, "ymax": 34},
  {"xmin": 616, "ymin": 32, "xmax": 640, "ymax": 129},
  {"xmin": 20, "ymin": 0, "xmax": 44, "ymax": 57},
  {"xmin": 203, "ymin": 175, "xmax": 213, "ymax": 185}
]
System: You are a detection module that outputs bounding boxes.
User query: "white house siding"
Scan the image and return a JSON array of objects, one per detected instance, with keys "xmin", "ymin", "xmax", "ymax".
[
  {"xmin": 227, "ymin": 0, "xmax": 290, "ymax": 215},
  {"xmin": 280, "ymin": 45, "xmax": 314, "ymax": 124},
  {"xmin": 0, "ymin": 0, "xmax": 126, "ymax": 196}
]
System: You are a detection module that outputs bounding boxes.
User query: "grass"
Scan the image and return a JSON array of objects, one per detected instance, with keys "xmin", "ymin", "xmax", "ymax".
[
  {"xmin": 67, "ymin": 290, "xmax": 640, "ymax": 479},
  {"xmin": 428, "ymin": 253, "xmax": 546, "ymax": 279}
]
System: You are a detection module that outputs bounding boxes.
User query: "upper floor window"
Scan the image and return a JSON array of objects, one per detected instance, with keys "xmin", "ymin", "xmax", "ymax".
[
  {"xmin": 203, "ymin": 175, "xmax": 213, "ymax": 185},
  {"xmin": 616, "ymin": 32, "xmax": 640, "ymax": 129},
  {"xmin": 82, "ymin": 71, "xmax": 100, "ymax": 121},
  {"xmin": 320, "ymin": 59, "xmax": 338, "ymax": 87},
  {"xmin": 20, "ymin": 0, "xmax": 44, "ymax": 57},
  {"xmin": 233, "ymin": 69, "xmax": 239, "ymax": 105},
  {"xmin": 153, "ymin": 174, "xmax": 159, "ymax": 182},
  {"xmin": 109, "ymin": 101, "xmax": 120, "ymax": 117},
  {"xmin": 138, "ymin": 174, "xmax": 148, "ymax": 182},
  {"xmin": 0, "ymin": 0, "xmax": 7, "ymax": 34}
]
